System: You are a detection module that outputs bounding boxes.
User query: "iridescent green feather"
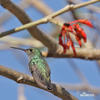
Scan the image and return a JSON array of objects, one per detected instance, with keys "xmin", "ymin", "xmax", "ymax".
[
  {"xmin": 30, "ymin": 55, "xmax": 50, "ymax": 81},
  {"xmin": 27, "ymin": 48, "xmax": 51, "ymax": 89}
]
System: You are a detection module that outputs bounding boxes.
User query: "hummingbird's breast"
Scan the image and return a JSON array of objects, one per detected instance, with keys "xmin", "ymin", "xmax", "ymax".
[
  {"xmin": 28, "ymin": 54, "xmax": 51, "ymax": 89},
  {"xmin": 29, "ymin": 55, "xmax": 50, "ymax": 78}
]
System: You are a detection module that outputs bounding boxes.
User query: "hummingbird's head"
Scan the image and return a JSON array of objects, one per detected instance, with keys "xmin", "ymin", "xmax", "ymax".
[
  {"xmin": 26, "ymin": 47, "xmax": 41, "ymax": 56},
  {"xmin": 11, "ymin": 47, "xmax": 41, "ymax": 57}
]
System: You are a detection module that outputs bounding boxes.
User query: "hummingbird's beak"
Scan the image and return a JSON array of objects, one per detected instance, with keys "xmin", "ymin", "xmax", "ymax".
[{"xmin": 10, "ymin": 47, "xmax": 26, "ymax": 52}]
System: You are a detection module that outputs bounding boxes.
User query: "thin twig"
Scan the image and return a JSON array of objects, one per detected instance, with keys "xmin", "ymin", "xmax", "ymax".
[
  {"xmin": 18, "ymin": 85, "xmax": 26, "ymax": 100},
  {"xmin": 60, "ymin": 83, "xmax": 100, "ymax": 94},
  {"xmin": 70, "ymin": 0, "xmax": 100, "ymax": 13},
  {"xmin": 25, "ymin": 0, "xmax": 53, "ymax": 16},
  {"xmin": 0, "ymin": 0, "xmax": 99, "ymax": 37}
]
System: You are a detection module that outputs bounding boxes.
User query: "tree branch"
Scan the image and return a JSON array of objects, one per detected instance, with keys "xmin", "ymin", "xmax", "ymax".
[
  {"xmin": 0, "ymin": 0, "xmax": 30, "ymax": 25},
  {"xmin": 42, "ymin": 48, "xmax": 100, "ymax": 60},
  {"xmin": 61, "ymin": 83, "xmax": 100, "ymax": 94},
  {"xmin": 0, "ymin": 0, "xmax": 99, "ymax": 37},
  {"xmin": 0, "ymin": 65, "xmax": 77, "ymax": 100},
  {"xmin": 70, "ymin": 0, "xmax": 100, "ymax": 13},
  {"xmin": 0, "ymin": 0, "xmax": 60, "ymax": 53},
  {"xmin": 0, "ymin": 36, "xmax": 44, "ymax": 48}
]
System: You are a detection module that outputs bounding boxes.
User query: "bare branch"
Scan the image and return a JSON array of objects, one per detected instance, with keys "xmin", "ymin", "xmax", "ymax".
[
  {"xmin": 0, "ymin": 0, "xmax": 30, "ymax": 25},
  {"xmin": 1, "ymin": 47, "xmax": 100, "ymax": 60},
  {"xmin": 0, "ymin": 0, "xmax": 99, "ymax": 37},
  {"xmin": 42, "ymin": 48, "xmax": 100, "ymax": 60},
  {"xmin": 61, "ymin": 83, "xmax": 100, "ymax": 94},
  {"xmin": 0, "ymin": 0, "xmax": 99, "ymax": 38},
  {"xmin": 26, "ymin": 0, "xmax": 53, "ymax": 16},
  {"xmin": 0, "ymin": 65, "xmax": 77, "ymax": 100},
  {"xmin": 0, "ymin": 0, "xmax": 59, "ymax": 53},
  {"xmin": 18, "ymin": 85, "xmax": 26, "ymax": 100},
  {"xmin": 0, "ymin": 36, "xmax": 44, "ymax": 48},
  {"xmin": 70, "ymin": 0, "xmax": 100, "ymax": 13}
]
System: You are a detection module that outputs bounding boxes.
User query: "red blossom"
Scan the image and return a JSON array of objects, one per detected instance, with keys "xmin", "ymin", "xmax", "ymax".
[
  {"xmin": 76, "ymin": 19, "xmax": 93, "ymax": 28},
  {"xmin": 69, "ymin": 19, "xmax": 93, "ymax": 28},
  {"xmin": 58, "ymin": 19, "xmax": 93, "ymax": 55},
  {"xmin": 73, "ymin": 24, "xmax": 87, "ymax": 43}
]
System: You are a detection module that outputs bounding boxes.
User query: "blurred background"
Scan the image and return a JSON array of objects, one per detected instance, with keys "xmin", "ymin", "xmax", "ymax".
[{"xmin": 0, "ymin": 0, "xmax": 100, "ymax": 100}]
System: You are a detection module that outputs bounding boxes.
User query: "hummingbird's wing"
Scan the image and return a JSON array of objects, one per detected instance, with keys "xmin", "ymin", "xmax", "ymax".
[{"xmin": 29, "ymin": 61, "xmax": 52, "ymax": 90}]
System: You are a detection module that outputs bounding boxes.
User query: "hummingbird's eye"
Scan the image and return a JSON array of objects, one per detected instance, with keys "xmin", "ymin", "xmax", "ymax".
[{"xmin": 30, "ymin": 49, "xmax": 32, "ymax": 52}]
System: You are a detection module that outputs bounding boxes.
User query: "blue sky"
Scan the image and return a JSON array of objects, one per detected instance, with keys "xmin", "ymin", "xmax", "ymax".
[{"xmin": 0, "ymin": 0, "xmax": 100, "ymax": 100}]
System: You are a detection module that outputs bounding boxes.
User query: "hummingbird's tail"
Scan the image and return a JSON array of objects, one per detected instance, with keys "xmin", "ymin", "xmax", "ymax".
[
  {"xmin": 33, "ymin": 71, "xmax": 52, "ymax": 90},
  {"xmin": 29, "ymin": 64, "xmax": 52, "ymax": 90}
]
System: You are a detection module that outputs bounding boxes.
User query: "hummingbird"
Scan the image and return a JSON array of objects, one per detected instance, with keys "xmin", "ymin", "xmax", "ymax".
[{"xmin": 11, "ymin": 47, "xmax": 52, "ymax": 90}]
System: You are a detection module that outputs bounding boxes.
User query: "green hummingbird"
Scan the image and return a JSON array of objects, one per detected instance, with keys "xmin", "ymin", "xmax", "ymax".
[{"xmin": 11, "ymin": 47, "xmax": 52, "ymax": 90}]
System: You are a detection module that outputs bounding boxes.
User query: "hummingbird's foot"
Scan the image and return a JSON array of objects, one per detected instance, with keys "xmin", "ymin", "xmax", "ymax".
[
  {"xmin": 47, "ymin": 86, "xmax": 52, "ymax": 91},
  {"xmin": 47, "ymin": 83, "xmax": 53, "ymax": 91}
]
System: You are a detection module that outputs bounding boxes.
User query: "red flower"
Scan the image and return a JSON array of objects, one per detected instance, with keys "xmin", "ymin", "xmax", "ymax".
[
  {"xmin": 69, "ymin": 19, "xmax": 93, "ymax": 28},
  {"xmin": 59, "ymin": 19, "xmax": 93, "ymax": 55},
  {"xmin": 73, "ymin": 24, "xmax": 87, "ymax": 46}
]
